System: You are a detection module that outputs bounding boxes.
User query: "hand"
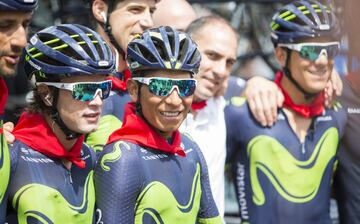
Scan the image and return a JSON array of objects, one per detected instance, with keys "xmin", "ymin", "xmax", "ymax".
[
  {"xmin": 324, "ymin": 68, "xmax": 343, "ymax": 107},
  {"xmin": 3, "ymin": 122, "xmax": 15, "ymax": 144},
  {"xmin": 243, "ymin": 76, "xmax": 284, "ymax": 127}
]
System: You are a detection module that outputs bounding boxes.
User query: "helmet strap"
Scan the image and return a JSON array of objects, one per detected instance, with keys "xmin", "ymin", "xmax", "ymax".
[
  {"xmin": 135, "ymin": 83, "xmax": 142, "ymax": 114},
  {"xmin": 49, "ymin": 91, "xmax": 82, "ymax": 140},
  {"xmin": 283, "ymin": 48, "xmax": 319, "ymax": 100}
]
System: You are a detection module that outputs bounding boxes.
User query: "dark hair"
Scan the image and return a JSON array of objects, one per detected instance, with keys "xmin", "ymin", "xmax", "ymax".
[{"xmin": 26, "ymin": 87, "xmax": 58, "ymax": 115}]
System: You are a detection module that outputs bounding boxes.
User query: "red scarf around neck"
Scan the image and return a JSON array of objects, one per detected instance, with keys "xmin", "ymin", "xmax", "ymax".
[
  {"xmin": 346, "ymin": 70, "xmax": 360, "ymax": 96},
  {"xmin": 107, "ymin": 103, "xmax": 186, "ymax": 157},
  {"xmin": 275, "ymin": 71, "xmax": 325, "ymax": 118},
  {"xmin": 0, "ymin": 77, "xmax": 8, "ymax": 116},
  {"xmin": 13, "ymin": 112, "xmax": 86, "ymax": 168},
  {"xmin": 191, "ymin": 100, "xmax": 207, "ymax": 111},
  {"xmin": 106, "ymin": 69, "xmax": 132, "ymax": 92}
]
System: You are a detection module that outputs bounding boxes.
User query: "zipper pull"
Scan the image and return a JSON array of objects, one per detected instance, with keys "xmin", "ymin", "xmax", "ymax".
[
  {"xmin": 301, "ymin": 143, "xmax": 305, "ymax": 154},
  {"xmin": 68, "ymin": 171, "xmax": 73, "ymax": 184}
]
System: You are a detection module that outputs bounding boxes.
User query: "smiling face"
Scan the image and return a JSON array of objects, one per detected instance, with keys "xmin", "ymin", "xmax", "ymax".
[
  {"xmin": 128, "ymin": 70, "xmax": 193, "ymax": 139},
  {"xmin": 109, "ymin": 0, "xmax": 156, "ymax": 52},
  {"xmin": 191, "ymin": 21, "xmax": 238, "ymax": 99},
  {"xmin": 0, "ymin": 11, "xmax": 32, "ymax": 77},
  {"xmin": 56, "ymin": 75, "xmax": 106, "ymax": 134},
  {"xmin": 277, "ymin": 37, "xmax": 335, "ymax": 94}
]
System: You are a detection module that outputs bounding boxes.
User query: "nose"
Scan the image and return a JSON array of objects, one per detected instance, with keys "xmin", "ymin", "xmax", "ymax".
[
  {"xmin": 139, "ymin": 10, "xmax": 154, "ymax": 29},
  {"xmin": 315, "ymin": 51, "xmax": 329, "ymax": 65},
  {"xmin": 89, "ymin": 93, "xmax": 103, "ymax": 107},
  {"xmin": 213, "ymin": 60, "xmax": 228, "ymax": 80},
  {"xmin": 10, "ymin": 25, "xmax": 27, "ymax": 50},
  {"xmin": 165, "ymin": 88, "xmax": 182, "ymax": 106}
]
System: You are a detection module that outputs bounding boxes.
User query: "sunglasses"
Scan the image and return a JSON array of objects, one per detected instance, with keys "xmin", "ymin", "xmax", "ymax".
[
  {"xmin": 278, "ymin": 42, "xmax": 340, "ymax": 61},
  {"xmin": 37, "ymin": 80, "xmax": 112, "ymax": 102},
  {"xmin": 132, "ymin": 77, "xmax": 197, "ymax": 97}
]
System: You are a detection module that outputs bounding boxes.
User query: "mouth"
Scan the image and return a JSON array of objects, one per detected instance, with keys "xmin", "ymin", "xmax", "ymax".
[
  {"xmin": 4, "ymin": 55, "xmax": 20, "ymax": 65},
  {"xmin": 83, "ymin": 112, "xmax": 101, "ymax": 121},
  {"xmin": 160, "ymin": 111, "xmax": 181, "ymax": 117}
]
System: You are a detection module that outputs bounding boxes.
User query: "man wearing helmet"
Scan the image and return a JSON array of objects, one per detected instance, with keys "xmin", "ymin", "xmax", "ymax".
[
  {"xmin": 0, "ymin": 24, "xmax": 115, "ymax": 223},
  {"xmin": 94, "ymin": 26, "xmax": 222, "ymax": 223},
  {"xmin": 225, "ymin": 1, "xmax": 347, "ymax": 223},
  {"xmin": 85, "ymin": 0, "xmax": 158, "ymax": 152},
  {"xmin": 0, "ymin": 0, "xmax": 38, "ymax": 218}
]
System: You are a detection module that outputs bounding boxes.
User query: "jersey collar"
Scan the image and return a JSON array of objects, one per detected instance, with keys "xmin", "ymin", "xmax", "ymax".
[
  {"xmin": 107, "ymin": 102, "xmax": 186, "ymax": 157},
  {"xmin": 13, "ymin": 112, "xmax": 86, "ymax": 168}
]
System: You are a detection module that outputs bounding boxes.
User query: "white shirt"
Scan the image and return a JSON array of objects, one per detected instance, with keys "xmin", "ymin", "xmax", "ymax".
[{"xmin": 180, "ymin": 96, "xmax": 226, "ymax": 217}]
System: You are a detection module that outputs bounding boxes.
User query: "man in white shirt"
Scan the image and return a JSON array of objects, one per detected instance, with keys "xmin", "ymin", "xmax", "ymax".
[{"xmin": 180, "ymin": 15, "xmax": 238, "ymax": 217}]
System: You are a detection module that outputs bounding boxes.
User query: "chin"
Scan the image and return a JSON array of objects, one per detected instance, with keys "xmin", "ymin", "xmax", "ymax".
[{"xmin": 76, "ymin": 124, "xmax": 99, "ymax": 134}]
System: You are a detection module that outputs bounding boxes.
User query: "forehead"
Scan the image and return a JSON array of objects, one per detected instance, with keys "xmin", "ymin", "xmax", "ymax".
[
  {"xmin": 114, "ymin": 0, "xmax": 157, "ymax": 9},
  {"xmin": 144, "ymin": 70, "xmax": 192, "ymax": 79},
  {"xmin": 193, "ymin": 22, "xmax": 238, "ymax": 59},
  {"xmin": 0, "ymin": 11, "xmax": 32, "ymax": 21},
  {"xmin": 298, "ymin": 36, "xmax": 337, "ymax": 44},
  {"xmin": 60, "ymin": 75, "xmax": 106, "ymax": 83}
]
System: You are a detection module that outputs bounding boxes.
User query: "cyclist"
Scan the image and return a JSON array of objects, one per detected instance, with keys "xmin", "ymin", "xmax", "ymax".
[
  {"xmin": 94, "ymin": 26, "xmax": 222, "ymax": 223},
  {"xmin": 0, "ymin": 24, "xmax": 115, "ymax": 223},
  {"xmin": 85, "ymin": 0, "xmax": 158, "ymax": 151},
  {"xmin": 225, "ymin": 1, "xmax": 347, "ymax": 223},
  {"xmin": 0, "ymin": 0, "xmax": 38, "ymax": 217}
]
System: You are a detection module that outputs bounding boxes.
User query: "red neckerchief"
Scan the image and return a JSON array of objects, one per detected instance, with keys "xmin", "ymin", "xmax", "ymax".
[
  {"xmin": 0, "ymin": 77, "xmax": 8, "ymax": 116},
  {"xmin": 346, "ymin": 70, "xmax": 360, "ymax": 96},
  {"xmin": 107, "ymin": 103, "xmax": 186, "ymax": 157},
  {"xmin": 106, "ymin": 69, "xmax": 132, "ymax": 92},
  {"xmin": 13, "ymin": 112, "xmax": 86, "ymax": 168},
  {"xmin": 275, "ymin": 71, "xmax": 325, "ymax": 118},
  {"xmin": 191, "ymin": 100, "xmax": 207, "ymax": 110}
]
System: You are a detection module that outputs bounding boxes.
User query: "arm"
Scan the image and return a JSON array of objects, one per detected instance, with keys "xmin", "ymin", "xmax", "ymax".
[
  {"xmin": 94, "ymin": 141, "xmax": 142, "ymax": 224},
  {"xmin": 245, "ymin": 69, "xmax": 342, "ymax": 127},
  {"xmin": 243, "ymin": 76, "xmax": 283, "ymax": 127},
  {"xmin": 195, "ymin": 146, "xmax": 223, "ymax": 224},
  {"xmin": 0, "ymin": 123, "xmax": 10, "ymax": 223}
]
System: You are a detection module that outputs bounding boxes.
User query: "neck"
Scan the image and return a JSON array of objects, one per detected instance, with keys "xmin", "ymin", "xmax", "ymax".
[
  {"xmin": 44, "ymin": 114, "xmax": 77, "ymax": 152},
  {"xmin": 281, "ymin": 75, "xmax": 315, "ymax": 105},
  {"xmin": 117, "ymin": 55, "xmax": 127, "ymax": 72}
]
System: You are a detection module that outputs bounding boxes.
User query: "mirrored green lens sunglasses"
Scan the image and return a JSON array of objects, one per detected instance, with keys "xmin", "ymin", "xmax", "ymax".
[
  {"xmin": 278, "ymin": 42, "xmax": 340, "ymax": 61},
  {"xmin": 132, "ymin": 77, "xmax": 197, "ymax": 97},
  {"xmin": 36, "ymin": 80, "xmax": 112, "ymax": 101}
]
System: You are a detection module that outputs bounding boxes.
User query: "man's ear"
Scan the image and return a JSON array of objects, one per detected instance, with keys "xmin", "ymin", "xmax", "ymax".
[
  {"xmin": 127, "ymin": 79, "xmax": 139, "ymax": 103},
  {"xmin": 92, "ymin": 0, "xmax": 109, "ymax": 24},
  {"xmin": 275, "ymin": 47, "xmax": 288, "ymax": 68},
  {"xmin": 37, "ymin": 85, "xmax": 53, "ymax": 106}
]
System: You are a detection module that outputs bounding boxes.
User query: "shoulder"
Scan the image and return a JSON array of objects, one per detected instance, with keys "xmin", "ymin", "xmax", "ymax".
[
  {"xmin": 324, "ymin": 103, "xmax": 348, "ymax": 134},
  {"xmin": 224, "ymin": 76, "xmax": 246, "ymax": 101},
  {"xmin": 97, "ymin": 140, "xmax": 140, "ymax": 171},
  {"xmin": 225, "ymin": 96, "xmax": 256, "ymax": 126}
]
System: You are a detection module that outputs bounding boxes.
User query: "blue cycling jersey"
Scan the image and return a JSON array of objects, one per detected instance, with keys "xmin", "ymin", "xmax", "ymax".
[
  {"xmin": 0, "ymin": 140, "xmax": 96, "ymax": 224},
  {"xmin": 94, "ymin": 135, "xmax": 222, "ymax": 224},
  {"xmin": 225, "ymin": 97, "xmax": 346, "ymax": 224}
]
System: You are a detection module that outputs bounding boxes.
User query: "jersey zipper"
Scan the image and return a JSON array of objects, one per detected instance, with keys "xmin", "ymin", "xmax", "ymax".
[{"xmin": 67, "ymin": 170, "xmax": 73, "ymax": 184}]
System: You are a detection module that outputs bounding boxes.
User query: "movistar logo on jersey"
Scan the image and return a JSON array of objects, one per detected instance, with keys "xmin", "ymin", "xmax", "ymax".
[
  {"xmin": 12, "ymin": 171, "xmax": 95, "ymax": 223},
  {"xmin": 248, "ymin": 127, "xmax": 338, "ymax": 205},
  {"xmin": 134, "ymin": 164, "xmax": 202, "ymax": 223},
  {"xmin": 100, "ymin": 141, "xmax": 128, "ymax": 171}
]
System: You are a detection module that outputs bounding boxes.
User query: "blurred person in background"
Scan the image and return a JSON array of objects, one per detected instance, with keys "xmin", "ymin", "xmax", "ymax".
[{"xmin": 85, "ymin": 0, "xmax": 158, "ymax": 151}]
